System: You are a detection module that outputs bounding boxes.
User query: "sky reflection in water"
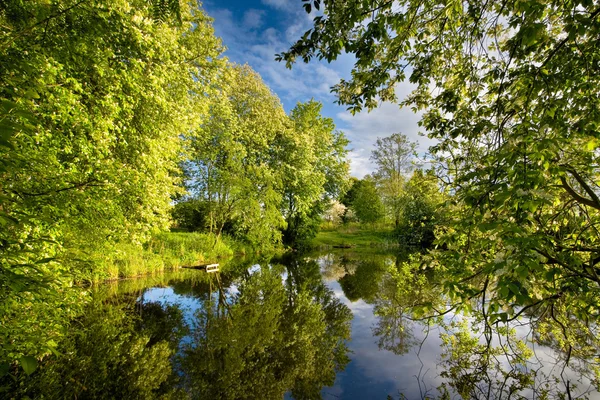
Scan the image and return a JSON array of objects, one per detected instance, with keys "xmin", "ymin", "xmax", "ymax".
[{"xmin": 137, "ymin": 251, "xmax": 599, "ymax": 400}]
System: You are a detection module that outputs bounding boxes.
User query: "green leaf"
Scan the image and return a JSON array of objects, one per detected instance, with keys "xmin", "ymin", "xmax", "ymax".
[
  {"xmin": 507, "ymin": 283, "xmax": 520, "ymax": 295},
  {"xmin": 0, "ymin": 363, "xmax": 9, "ymax": 378},
  {"xmin": 24, "ymin": 89, "xmax": 40, "ymax": 99},
  {"xmin": 19, "ymin": 356, "xmax": 38, "ymax": 375},
  {"xmin": 35, "ymin": 257, "xmax": 56, "ymax": 264}
]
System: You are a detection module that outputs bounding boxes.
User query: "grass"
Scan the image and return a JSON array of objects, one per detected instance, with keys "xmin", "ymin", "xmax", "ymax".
[
  {"xmin": 311, "ymin": 223, "xmax": 397, "ymax": 249},
  {"xmin": 94, "ymin": 223, "xmax": 395, "ymax": 281},
  {"xmin": 93, "ymin": 232, "xmax": 241, "ymax": 280}
]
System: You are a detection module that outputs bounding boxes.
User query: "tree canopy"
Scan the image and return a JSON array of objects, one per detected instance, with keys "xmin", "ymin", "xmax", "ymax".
[
  {"xmin": 280, "ymin": 0, "xmax": 600, "ymax": 360},
  {"xmin": 371, "ymin": 133, "xmax": 417, "ymax": 227},
  {"xmin": 181, "ymin": 68, "xmax": 349, "ymax": 248},
  {"xmin": 0, "ymin": 0, "xmax": 227, "ymax": 369}
]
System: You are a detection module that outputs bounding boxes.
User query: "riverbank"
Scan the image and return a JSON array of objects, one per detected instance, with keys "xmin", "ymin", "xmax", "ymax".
[
  {"xmin": 93, "ymin": 225, "xmax": 397, "ymax": 281},
  {"xmin": 92, "ymin": 232, "xmax": 266, "ymax": 281},
  {"xmin": 310, "ymin": 224, "xmax": 397, "ymax": 249}
]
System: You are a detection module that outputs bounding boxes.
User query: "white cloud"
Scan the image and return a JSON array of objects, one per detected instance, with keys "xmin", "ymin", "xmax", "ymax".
[
  {"xmin": 203, "ymin": 1, "xmax": 427, "ymax": 178},
  {"xmin": 261, "ymin": 0, "xmax": 295, "ymax": 11},
  {"xmin": 242, "ymin": 9, "xmax": 266, "ymax": 29},
  {"xmin": 336, "ymin": 82, "xmax": 436, "ymax": 177}
]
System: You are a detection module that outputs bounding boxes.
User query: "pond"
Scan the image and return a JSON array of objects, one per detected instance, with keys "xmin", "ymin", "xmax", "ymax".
[{"xmin": 15, "ymin": 250, "xmax": 600, "ymax": 399}]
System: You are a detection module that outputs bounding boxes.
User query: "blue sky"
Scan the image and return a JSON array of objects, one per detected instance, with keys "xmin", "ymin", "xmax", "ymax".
[{"xmin": 202, "ymin": 0, "xmax": 433, "ymax": 177}]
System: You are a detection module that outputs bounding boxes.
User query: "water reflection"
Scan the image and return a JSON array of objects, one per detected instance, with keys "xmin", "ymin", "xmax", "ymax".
[
  {"xmin": 5, "ymin": 251, "xmax": 600, "ymax": 399},
  {"xmin": 318, "ymin": 250, "xmax": 600, "ymax": 399},
  {"xmin": 180, "ymin": 263, "xmax": 352, "ymax": 400}
]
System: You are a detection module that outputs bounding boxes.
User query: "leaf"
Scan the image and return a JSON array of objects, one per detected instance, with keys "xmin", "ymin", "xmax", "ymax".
[
  {"xmin": 586, "ymin": 139, "xmax": 598, "ymax": 151},
  {"xmin": 0, "ymin": 213, "xmax": 19, "ymax": 226},
  {"xmin": 24, "ymin": 89, "xmax": 40, "ymax": 99},
  {"xmin": 35, "ymin": 257, "xmax": 56, "ymax": 264},
  {"xmin": 0, "ymin": 364, "xmax": 9, "ymax": 378},
  {"xmin": 19, "ymin": 356, "xmax": 38, "ymax": 375}
]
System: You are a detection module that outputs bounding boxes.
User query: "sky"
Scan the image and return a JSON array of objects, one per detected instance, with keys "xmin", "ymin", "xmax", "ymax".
[{"xmin": 202, "ymin": 0, "xmax": 433, "ymax": 177}]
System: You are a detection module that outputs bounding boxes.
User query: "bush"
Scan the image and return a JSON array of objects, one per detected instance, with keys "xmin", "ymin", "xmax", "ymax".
[{"xmin": 171, "ymin": 199, "xmax": 211, "ymax": 232}]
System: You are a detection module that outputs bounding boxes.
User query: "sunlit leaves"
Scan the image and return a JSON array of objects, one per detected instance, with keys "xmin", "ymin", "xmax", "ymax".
[
  {"xmin": 281, "ymin": 0, "xmax": 600, "ymax": 341},
  {"xmin": 0, "ymin": 0, "xmax": 223, "ymax": 369}
]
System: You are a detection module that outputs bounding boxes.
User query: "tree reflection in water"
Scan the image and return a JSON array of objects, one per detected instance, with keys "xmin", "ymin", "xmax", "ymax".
[
  {"xmin": 320, "ymin": 250, "xmax": 600, "ymax": 399},
  {"xmin": 180, "ymin": 262, "xmax": 352, "ymax": 400},
  {"xmin": 4, "ymin": 251, "xmax": 599, "ymax": 399},
  {"xmin": 3, "ymin": 262, "xmax": 352, "ymax": 399}
]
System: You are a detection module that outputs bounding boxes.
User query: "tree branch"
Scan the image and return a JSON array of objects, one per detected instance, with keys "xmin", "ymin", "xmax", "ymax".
[
  {"xmin": 560, "ymin": 176, "xmax": 600, "ymax": 211},
  {"xmin": 16, "ymin": 179, "xmax": 103, "ymax": 198}
]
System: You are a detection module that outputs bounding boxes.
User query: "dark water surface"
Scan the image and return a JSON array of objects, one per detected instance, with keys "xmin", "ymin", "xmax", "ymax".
[{"xmin": 44, "ymin": 250, "xmax": 600, "ymax": 399}]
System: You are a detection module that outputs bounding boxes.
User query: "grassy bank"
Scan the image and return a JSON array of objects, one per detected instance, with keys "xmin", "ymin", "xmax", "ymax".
[
  {"xmin": 92, "ymin": 232, "xmax": 255, "ymax": 281},
  {"xmin": 311, "ymin": 223, "xmax": 397, "ymax": 249}
]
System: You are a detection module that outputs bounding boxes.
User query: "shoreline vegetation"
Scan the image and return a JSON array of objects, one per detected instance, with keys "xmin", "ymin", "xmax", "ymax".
[
  {"xmin": 94, "ymin": 224, "xmax": 397, "ymax": 283},
  {"xmin": 91, "ymin": 232, "xmax": 281, "ymax": 282},
  {"xmin": 311, "ymin": 223, "xmax": 398, "ymax": 250}
]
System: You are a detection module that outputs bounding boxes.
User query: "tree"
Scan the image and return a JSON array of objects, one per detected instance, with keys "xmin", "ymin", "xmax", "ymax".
[
  {"xmin": 280, "ymin": 0, "xmax": 600, "ymax": 353},
  {"xmin": 370, "ymin": 133, "xmax": 417, "ymax": 227},
  {"xmin": 278, "ymin": 100, "xmax": 349, "ymax": 247},
  {"xmin": 183, "ymin": 64, "xmax": 288, "ymax": 247},
  {"xmin": 339, "ymin": 176, "xmax": 360, "ymax": 223},
  {"xmin": 182, "ymin": 74, "xmax": 348, "ymax": 249},
  {"xmin": 171, "ymin": 199, "xmax": 211, "ymax": 232},
  {"xmin": 396, "ymin": 169, "xmax": 444, "ymax": 248},
  {"xmin": 350, "ymin": 178, "xmax": 385, "ymax": 225},
  {"xmin": 0, "ymin": 0, "xmax": 222, "ymax": 369},
  {"xmin": 323, "ymin": 200, "xmax": 346, "ymax": 225}
]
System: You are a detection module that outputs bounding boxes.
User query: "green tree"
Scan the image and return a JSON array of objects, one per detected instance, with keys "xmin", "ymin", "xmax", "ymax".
[
  {"xmin": 171, "ymin": 198, "xmax": 211, "ymax": 232},
  {"xmin": 0, "ymin": 0, "xmax": 222, "ymax": 369},
  {"xmin": 280, "ymin": 0, "xmax": 600, "ymax": 355},
  {"xmin": 183, "ymin": 64, "xmax": 288, "ymax": 247},
  {"xmin": 279, "ymin": 100, "xmax": 350, "ymax": 247},
  {"xmin": 351, "ymin": 177, "xmax": 385, "ymax": 225},
  {"xmin": 396, "ymin": 169, "xmax": 444, "ymax": 248},
  {"xmin": 371, "ymin": 133, "xmax": 417, "ymax": 227},
  {"xmin": 339, "ymin": 176, "xmax": 360, "ymax": 223}
]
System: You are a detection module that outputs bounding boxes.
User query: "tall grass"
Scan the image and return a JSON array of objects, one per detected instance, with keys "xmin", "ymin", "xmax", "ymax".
[
  {"xmin": 94, "ymin": 232, "xmax": 236, "ymax": 280},
  {"xmin": 147, "ymin": 232, "xmax": 234, "ymax": 268}
]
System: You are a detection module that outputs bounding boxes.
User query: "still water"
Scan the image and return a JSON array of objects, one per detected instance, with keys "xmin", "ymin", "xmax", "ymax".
[{"xmin": 48, "ymin": 250, "xmax": 600, "ymax": 399}]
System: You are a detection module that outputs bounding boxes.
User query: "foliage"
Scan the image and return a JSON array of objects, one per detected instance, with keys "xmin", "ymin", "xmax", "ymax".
[
  {"xmin": 281, "ymin": 0, "xmax": 600, "ymax": 365},
  {"xmin": 322, "ymin": 200, "xmax": 347, "ymax": 226},
  {"xmin": 350, "ymin": 177, "xmax": 385, "ymax": 224},
  {"xmin": 183, "ymin": 74, "xmax": 349, "ymax": 249},
  {"xmin": 371, "ymin": 133, "xmax": 417, "ymax": 227},
  {"xmin": 339, "ymin": 176, "xmax": 360, "ymax": 223},
  {"xmin": 280, "ymin": 100, "xmax": 350, "ymax": 247},
  {"xmin": 0, "ymin": 0, "xmax": 223, "ymax": 368},
  {"xmin": 395, "ymin": 169, "xmax": 444, "ymax": 248},
  {"xmin": 182, "ymin": 64, "xmax": 288, "ymax": 247},
  {"xmin": 171, "ymin": 199, "xmax": 212, "ymax": 232}
]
